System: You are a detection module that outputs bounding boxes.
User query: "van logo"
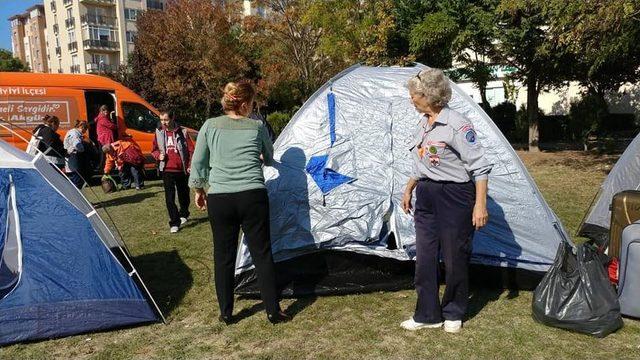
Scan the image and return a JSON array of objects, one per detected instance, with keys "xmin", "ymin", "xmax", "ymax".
[
  {"xmin": 0, "ymin": 101, "xmax": 71, "ymax": 126},
  {"xmin": 0, "ymin": 87, "xmax": 47, "ymax": 96}
]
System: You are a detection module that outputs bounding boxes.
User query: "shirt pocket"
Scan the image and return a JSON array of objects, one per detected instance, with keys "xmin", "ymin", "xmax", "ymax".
[{"xmin": 420, "ymin": 141, "xmax": 447, "ymax": 167}]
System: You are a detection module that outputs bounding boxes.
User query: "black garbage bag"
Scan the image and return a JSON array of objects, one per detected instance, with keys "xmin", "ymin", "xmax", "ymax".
[{"xmin": 532, "ymin": 242, "xmax": 623, "ymax": 337}]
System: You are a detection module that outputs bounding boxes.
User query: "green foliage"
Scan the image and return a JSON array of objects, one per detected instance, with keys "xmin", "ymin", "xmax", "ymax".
[
  {"xmin": 409, "ymin": 11, "xmax": 459, "ymax": 68},
  {"xmin": 266, "ymin": 111, "xmax": 292, "ymax": 137},
  {"xmin": 303, "ymin": 0, "xmax": 402, "ymax": 66},
  {"xmin": 545, "ymin": 0, "xmax": 640, "ymax": 94},
  {"xmin": 489, "ymin": 101, "xmax": 517, "ymax": 139},
  {"xmin": 568, "ymin": 92, "xmax": 609, "ymax": 142},
  {"xmin": 514, "ymin": 104, "xmax": 531, "ymax": 143},
  {"xmin": 0, "ymin": 49, "xmax": 28, "ymax": 72}
]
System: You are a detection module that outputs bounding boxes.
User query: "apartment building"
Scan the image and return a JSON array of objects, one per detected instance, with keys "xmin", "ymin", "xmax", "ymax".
[
  {"xmin": 242, "ymin": 0, "xmax": 268, "ymax": 17},
  {"xmin": 8, "ymin": 5, "xmax": 50, "ymax": 73},
  {"xmin": 44, "ymin": 0, "xmax": 165, "ymax": 74}
]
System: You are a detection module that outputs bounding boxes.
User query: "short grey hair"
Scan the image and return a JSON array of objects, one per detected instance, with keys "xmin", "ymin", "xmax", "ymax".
[{"xmin": 407, "ymin": 68, "xmax": 452, "ymax": 108}]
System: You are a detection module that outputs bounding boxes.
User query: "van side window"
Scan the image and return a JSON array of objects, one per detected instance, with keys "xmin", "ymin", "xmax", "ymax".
[{"xmin": 122, "ymin": 102, "xmax": 159, "ymax": 133}]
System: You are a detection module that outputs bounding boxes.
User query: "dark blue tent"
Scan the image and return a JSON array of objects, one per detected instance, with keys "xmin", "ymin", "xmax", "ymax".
[{"xmin": 0, "ymin": 140, "xmax": 162, "ymax": 346}]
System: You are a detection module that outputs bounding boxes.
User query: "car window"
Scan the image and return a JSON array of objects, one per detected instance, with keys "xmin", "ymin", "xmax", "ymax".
[{"xmin": 122, "ymin": 102, "xmax": 159, "ymax": 133}]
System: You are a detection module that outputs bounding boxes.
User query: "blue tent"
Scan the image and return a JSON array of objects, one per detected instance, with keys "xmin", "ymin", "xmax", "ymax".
[{"xmin": 0, "ymin": 139, "xmax": 162, "ymax": 346}]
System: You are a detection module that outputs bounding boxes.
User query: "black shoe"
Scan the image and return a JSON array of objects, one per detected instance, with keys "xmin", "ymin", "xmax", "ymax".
[
  {"xmin": 267, "ymin": 311, "xmax": 291, "ymax": 324},
  {"xmin": 218, "ymin": 314, "xmax": 234, "ymax": 325}
]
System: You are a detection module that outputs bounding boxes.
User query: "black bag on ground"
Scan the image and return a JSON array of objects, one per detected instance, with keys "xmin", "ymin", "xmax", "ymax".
[{"xmin": 532, "ymin": 242, "xmax": 623, "ymax": 337}]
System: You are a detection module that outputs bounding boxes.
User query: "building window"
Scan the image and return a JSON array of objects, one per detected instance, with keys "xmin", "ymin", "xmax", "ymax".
[
  {"xmin": 68, "ymin": 30, "xmax": 76, "ymax": 43},
  {"xmin": 147, "ymin": 0, "xmax": 164, "ymax": 10},
  {"xmin": 126, "ymin": 31, "xmax": 137, "ymax": 43},
  {"xmin": 85, "ymin": 26, "xmax": 117, "ymax": 41},
  {"xmin": 91, "ymin": 53, "xmax": 108, "ymax": 65},
  {"xmin": 124, "ymin": 9, "xmax": 139, "ymax": 21}
]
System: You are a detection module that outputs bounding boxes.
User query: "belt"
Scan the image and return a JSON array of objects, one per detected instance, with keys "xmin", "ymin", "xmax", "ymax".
[{"xmin": 421, "ymin": 177, "xmax": 472, "ymax": 185}]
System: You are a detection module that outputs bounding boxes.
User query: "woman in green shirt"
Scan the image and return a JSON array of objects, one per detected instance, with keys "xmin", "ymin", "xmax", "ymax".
[{"xmin": 189, "ymin": 81, "xmax": 288, "ymax": 324}]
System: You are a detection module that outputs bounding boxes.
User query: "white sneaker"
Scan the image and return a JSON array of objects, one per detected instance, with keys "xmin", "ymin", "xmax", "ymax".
[
  {"xmin": 444, "ymin": 320, "xmax": 462, "ymax": 333},
  {"xmin": 180, "ymin": 217, "xmax": 188, "ymax": 225},
  {"xmin": 170, "ymin": 226, "xmax": 179, "ymax": 233},
  {"xmin": 400, "ymin": 318, "xmax": 443, "ymax": 331}
]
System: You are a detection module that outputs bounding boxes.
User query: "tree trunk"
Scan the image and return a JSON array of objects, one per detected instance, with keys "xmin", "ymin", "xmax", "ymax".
[
  {"xmin": 479, "ymin": 82, "xmax": 490, "ymax": 111},
  {"xmin": 527, "ymin": 75, "xmax": 540, "ymax": 152}
]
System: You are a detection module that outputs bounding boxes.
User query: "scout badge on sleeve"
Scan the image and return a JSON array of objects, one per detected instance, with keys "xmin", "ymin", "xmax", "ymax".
[{"xmin": 461, "ymin": 124, "xmax": 477, "ymax": 145}]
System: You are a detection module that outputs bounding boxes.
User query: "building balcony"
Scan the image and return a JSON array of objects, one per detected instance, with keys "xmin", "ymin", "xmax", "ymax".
[
  {"xmin": 80, "ymin": 14, "xmax": 117, "ymax": 27},
  {"xmin": 63, "ymin": 0, "xmax": 73, "ymax": 6},
  {"xmin": 86, "ymin": 62, "xmax": 117, "ymax": 74},
  {"xmin": 70, "ymin": 64, "xmax": 81, "ymax": 73},
  {"xmin": 147, "ymin": 0, "xmax": 164, "ymax": 10},
  {"xmin": 68, "ymin": 41, "xmax": 78, "ymax": 52},
  {"xmin": 55, "ymin": 46, "xmax": 61, "ymax": 56},
  {"xmin": 65, "ymin": 17, "xmax": 75, "ymax": 29},
  {"xmin": 80, "ymin": 0, "xmax": 116, "ymax": 6},
  {"xmin": 83, "ymin": 39, "xmax": 120, "ymax": 51}
]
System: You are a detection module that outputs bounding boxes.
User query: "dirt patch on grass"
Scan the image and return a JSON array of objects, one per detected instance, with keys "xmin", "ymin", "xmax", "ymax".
[{"xmin": 517, "ymin": 150, "xmax": 619, "ymax": 173}]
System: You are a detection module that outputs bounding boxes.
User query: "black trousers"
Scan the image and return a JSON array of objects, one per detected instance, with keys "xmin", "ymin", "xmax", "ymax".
[
  {"xmin": 413, "ymin": 179, "xmax": 475, "ymax": 323},
  {"xmin": 207, "ymin": 189, "xmax": 279, "ymax": 317},
  {"xmin": 162, "ymin": 171, "xmax": 191, "ymax": 227}
]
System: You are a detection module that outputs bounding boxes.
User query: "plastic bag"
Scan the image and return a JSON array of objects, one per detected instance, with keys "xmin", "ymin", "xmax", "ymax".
[{"xmin": 532, "ymin": 242, "xmax": 623, "ymax": 337}]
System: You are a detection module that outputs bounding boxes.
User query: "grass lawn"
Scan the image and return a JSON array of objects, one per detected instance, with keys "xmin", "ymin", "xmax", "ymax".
[{"xmin": 2, "ymin": 151, "xmax": 640, "ymax": 359}]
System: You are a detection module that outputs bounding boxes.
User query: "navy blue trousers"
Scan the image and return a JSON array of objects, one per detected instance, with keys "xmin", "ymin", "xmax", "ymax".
[{"xmin": 413, "ymin": 179, "xmax": 475, "ymax": 323}]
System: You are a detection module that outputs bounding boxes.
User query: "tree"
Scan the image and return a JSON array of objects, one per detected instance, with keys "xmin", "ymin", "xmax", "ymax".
[
  {"xmin": 409, "ymin": 11, "xmax": 459, "ymax": 68},
  {"xmin": 247, "ymin": 0, "xmax": 328, "ymax": 107},
  {"xmin": 493, "ymin": 0, "xmax": 572, "ymax": 151},
  {"xmin": 399, "ymin": 1, "xmax": 498, "ymax": 108},
  {"xmin": 447, "ymin": 0, "xmax": 499, "ymax": 110},
  {"xmin": 0, "ymin": 49, "xmax": 28, "ymax": 72},
  {"xmin": 546, "ymin": 0, "xmax": 640, "ymax": 97},
  {"xmin": 304, "ymin": 0, "xmax": 401, "ymax": 66},
  {"xmin": 132, "ymin": 0, "xmax": 249, "ymax": 127}
]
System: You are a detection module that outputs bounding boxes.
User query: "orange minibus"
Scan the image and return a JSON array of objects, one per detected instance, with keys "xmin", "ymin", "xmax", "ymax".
[{"xmin": 0, "ymin": 72, "xmax": 196, "ymax": 169}]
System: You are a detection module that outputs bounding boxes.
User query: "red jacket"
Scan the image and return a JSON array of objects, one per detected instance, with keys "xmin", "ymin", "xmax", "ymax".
[
  {"xmin": 104, "ymin": 139, "xmax": 143, "ymax": 173},
  {"xmin": 96, "ymin": 113, "xmax": 117, "ymax": 146}
]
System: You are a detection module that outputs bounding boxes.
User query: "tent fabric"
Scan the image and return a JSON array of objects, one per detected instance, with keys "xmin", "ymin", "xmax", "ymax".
[
  {"xmin": 306, "ymin": 92, "xmax": 357, "ymax": 194},
  {"xmin": 235, "ymin": 64, "xmax": 569, "ymax": 280},
  {"xmin": 0, "ymin": 140, "xmax": 159, "ymax": 346},
  {"xmin": 579, "ymin": 132, "xmax": 640, "ymax": 243}
]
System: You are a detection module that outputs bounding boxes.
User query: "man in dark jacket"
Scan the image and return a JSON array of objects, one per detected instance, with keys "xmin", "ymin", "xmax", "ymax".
[{"xmin": 152, "ymin": 110, "xmax": 195, "ymax": 233}]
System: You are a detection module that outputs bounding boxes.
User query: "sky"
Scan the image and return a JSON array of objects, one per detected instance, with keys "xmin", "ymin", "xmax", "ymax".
[{"xmin": 1, "ymin": 0, "xmax": 44, "ymax": 52}]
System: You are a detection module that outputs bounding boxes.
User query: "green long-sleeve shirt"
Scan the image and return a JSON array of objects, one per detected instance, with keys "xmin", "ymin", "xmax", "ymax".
[{"xmin": 188, "ymin": 115, "xmax": 274, "ymax": 194}]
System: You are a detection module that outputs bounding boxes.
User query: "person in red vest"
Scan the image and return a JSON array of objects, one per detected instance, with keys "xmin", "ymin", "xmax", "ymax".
[
  {"xmin": 102, "ymin": 135, "xmax": 145, "ymax": 190},
  {"xmin": 152, "ymin": 110, "xmax": 194, "ymax": 233}
]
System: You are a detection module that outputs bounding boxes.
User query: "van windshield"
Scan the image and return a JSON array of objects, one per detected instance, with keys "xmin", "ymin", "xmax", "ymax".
[{"xmin": 122, "ymin": 102, "xmax": 159, "ymax": 133}]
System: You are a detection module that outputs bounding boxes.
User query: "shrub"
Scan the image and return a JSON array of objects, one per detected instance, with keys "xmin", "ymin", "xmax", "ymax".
[
  {"xmin": 568, "ymin": 92, "xmax": 608, "ymax": 142},
  {"xmin": 266, "ymin": 111, "xmax": 292, "ymax": 137},
  {"xmin": 490, "ymin": 101, "xmax": 517, "ymax": 139}
]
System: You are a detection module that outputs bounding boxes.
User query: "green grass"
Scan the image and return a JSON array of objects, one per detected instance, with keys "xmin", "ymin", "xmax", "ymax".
[{"xmin": 2, "ymin": 151, "xmax": 640, "ymax": 359}]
